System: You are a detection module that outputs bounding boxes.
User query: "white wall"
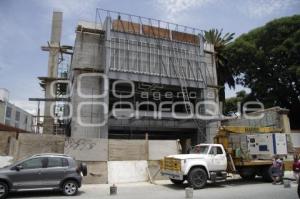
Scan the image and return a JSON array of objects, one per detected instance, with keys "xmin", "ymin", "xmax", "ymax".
[
  {"xmin": 291, "ymin": 131, "xmax": 300, "ymax": 148},
  {"xmin": 4, "ymin": 102, "xmax": 33, "ymax": 132}
]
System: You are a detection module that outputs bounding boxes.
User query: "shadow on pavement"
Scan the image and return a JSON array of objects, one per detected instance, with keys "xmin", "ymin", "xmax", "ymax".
[
  {"xmin": 8, "ymin": 190, "xmax": 84, "ymax": 198},
  {"xmin": 161, "ymin": 177, "xmax": 271, "ymax": 190}
]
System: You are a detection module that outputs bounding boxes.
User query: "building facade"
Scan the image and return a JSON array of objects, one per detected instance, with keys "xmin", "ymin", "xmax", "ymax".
[
  {"xmin": 65, "ymin": 10, "xmax": 220, "ymax": 146},
  {"xmin": 0, "ymin": 89, "xmax": 33, "ymax": 132}
]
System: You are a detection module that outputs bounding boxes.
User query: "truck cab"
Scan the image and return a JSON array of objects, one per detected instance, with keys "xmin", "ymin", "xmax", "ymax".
[{"xmin": 160, "ymin": 144, "xmax": 227, "ymax": 189}]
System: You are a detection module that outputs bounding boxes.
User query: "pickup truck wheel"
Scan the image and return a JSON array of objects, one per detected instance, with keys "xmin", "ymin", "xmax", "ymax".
[
  {"xmin": 238, "ymin": 168, "xmax": 256, "ymax": 180},
  {"xmin": 261, "ymin": 166, "xmax": 273, "ymax": 182},
  {"xmin": 0, "ymin": 182, "xmax": 8, "ymax": 199},
  {"xmin": 170, "ymin": 178, "xmax": 185, "ymax": 185},
  {"xmin": 187, "ymin": 168, "xmax": 207, "ymax": 189}
]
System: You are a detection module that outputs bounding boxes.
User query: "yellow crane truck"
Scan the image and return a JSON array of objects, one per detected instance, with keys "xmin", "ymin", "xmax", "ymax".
[{"xmin": 160, "ymin": 126, "xmax": 294, "ymax": 188}]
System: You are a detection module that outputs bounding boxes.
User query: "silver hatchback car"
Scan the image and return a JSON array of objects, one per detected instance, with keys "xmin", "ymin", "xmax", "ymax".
[{"xmin": 0, "ymin": 153, "xmax": 87, "ymax": 199}]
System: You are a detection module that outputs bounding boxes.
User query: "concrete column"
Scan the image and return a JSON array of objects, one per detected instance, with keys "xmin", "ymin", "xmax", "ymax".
[
  {"xmin": 43, "ymin": 82, "xmax": 54, "ymax": 134},
  {"xmin": 100, "ymin": 16, "xmax": 112, "ymax": 139},
  {"xmin": 199, "ymin": 88, "xmax": 220, "ymax": 143},
  {"xmin": 43, "ymin": 12, "xmax": 63, "ymax": 134}
]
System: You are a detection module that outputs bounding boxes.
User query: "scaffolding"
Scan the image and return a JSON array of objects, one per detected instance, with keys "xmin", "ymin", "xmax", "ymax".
[{"xmin": 95, "ymin": 8, "xmax": 216, "ymax": 88}]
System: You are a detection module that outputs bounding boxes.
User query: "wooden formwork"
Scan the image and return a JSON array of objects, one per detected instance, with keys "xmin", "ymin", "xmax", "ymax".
[
  {"xmin": 142, "ymin": 24, "xmax": 170, "ymax": 39},
  {"xmin": 112, "ymin": 19, "xmax": 200, "ymax": 44},
  {"xmin": 112, "ymin": 20, "xmax": 140, "ymax": 34},
  {"xmin": 172, "ymin": 31, "xmax": 199, "ymax": 45}
]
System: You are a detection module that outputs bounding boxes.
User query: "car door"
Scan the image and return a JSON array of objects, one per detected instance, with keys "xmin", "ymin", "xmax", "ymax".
[
  {"xmin": 208, "ymin": 146, "xmax": 227, "ymax": 171},
  {"xmin": 41, "ymin": 157, "xmax": 68, "ymax": 188},
  {"xmin": 8, "ymin": 157, "xmax": 47, "ymax": 189}
]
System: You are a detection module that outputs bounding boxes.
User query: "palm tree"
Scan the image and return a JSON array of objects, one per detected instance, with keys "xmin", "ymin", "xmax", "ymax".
[{"xmin": 204, "ymin": 29, "xmax": 235, "ymax": 103}]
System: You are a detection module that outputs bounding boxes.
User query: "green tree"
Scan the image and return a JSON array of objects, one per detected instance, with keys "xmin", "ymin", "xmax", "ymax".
[
  {"xmin": 204, "ymin": 29, "xmax": 235, "ymax": 103},
  {"xmin": 225, "ymin": 15, "xmax": 300, "ymax": 128},
  {"xmin": 224, "ymin": 90, "xmax": 248, "ymax": 114}
]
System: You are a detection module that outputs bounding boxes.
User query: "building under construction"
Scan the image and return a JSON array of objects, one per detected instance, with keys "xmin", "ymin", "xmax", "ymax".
[{"xmin": 38, "ymin": 9, "xmax": 220, "ymax": 146}]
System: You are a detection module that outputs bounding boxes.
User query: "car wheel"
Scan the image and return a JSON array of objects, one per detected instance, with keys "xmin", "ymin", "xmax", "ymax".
[
  {"xmin": 170, "ymin": 178, "xmax": 185, "ymax": 185},
  {"xmin": 80, "ymin": 163, "xmax": 88, "ymax": 176},
  {"xmin": 0, "ymin": 182, "xmax": 8, "ymax": 199},
  {"xmin": 187, "ymin": 168, "xmax": 208, "ymax": 189},
  {"xmin": 62, "ymin": 180, "xmax": 78, "ymax": 196}
]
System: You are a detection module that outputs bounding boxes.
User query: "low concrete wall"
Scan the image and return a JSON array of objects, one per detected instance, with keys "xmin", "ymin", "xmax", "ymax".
[
  {"xmin": 65, "ymin": 138, "xmax": 108, "ymax": 161},
  {"xmin": 108, "ymin": 161, "xmax": 148, "ymax": 183},
  {"xmin": 82, "ymin": 161, "xmax": 108, "ymax": 184},
  {"xmin": 108, "ymin": 140, "xmax": 147, "ymax": 161},
  {"xmin": 5, "ymin": 135, "xmax": 181, "ymax": 184},
  {"xmin": 14, "ymin": 134, "xmax": 65, "ymax": 160},
  {"xmin": 0, "ymin": 131, "xmax": 17, "ymax": 155},
  {"xmin": 148, "ymin": 140, "xmax": 179, "ymax": 160}
]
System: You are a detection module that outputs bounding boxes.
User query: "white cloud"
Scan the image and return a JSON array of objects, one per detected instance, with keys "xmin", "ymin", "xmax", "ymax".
[
  {"xmin": 238, "ymin": 0, "xmax": 299, "ymax": 18},
  {"xmin": 36, "ymin": 0, "xmax": 101, "ymax": 19},
  {"xmin": 155, "ymin": 0, "xmax": 215, "ymax": 21}
]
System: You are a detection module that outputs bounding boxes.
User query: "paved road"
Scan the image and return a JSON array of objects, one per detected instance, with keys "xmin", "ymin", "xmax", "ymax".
[{"xmin": 8, "ymin": 179, "xmax": 298, "ymax": 199}]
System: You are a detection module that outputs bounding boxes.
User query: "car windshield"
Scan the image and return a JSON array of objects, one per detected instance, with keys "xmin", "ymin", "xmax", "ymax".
[{"xmin": 190, "ymin": 145, "xmax": 210, "ymax": 154}]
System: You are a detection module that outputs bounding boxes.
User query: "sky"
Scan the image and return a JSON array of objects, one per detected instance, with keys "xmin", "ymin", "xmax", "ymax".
[{"xmin": 0, "ymin": 0, "xmax": 299, "ymax": 114}]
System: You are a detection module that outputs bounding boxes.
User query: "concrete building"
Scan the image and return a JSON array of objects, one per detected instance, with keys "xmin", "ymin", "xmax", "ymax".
[
  {"xmin": 0, "ymin": 88, "xmax": 33, "ymax": 132},
  {"xmin": 65, "ymin": 9, "xmax": 220, "ymax": 146}
]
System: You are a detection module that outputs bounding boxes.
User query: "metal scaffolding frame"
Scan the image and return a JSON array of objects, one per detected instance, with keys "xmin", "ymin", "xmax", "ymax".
[{"xmin": 95, "ymin": 8, "xmax": 216, "ymax": 87}]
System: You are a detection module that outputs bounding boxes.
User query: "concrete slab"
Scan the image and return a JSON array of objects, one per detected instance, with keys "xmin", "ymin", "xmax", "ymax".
[
  {"xmin": 15, "ymin": 134, "xmax": 65, "ymax": 160},
  {"xmin": 83, "ymin": 161, "xmax": 108, "ymax": 184},
  {"xmin": 148, "ymin": 140, "xmax": 179, "ymax": 160},
  {"xmin": 0, "ymin": 131, "xmax": 17, "ymax": 155},
  {"xmin": 65, "ymin": 138, "xmax": 108, "ymax": 161},
  {"xmin": 109, "ymin": 140, "xmax": 147, "ymax": 161},
  {"xmin": 108, "ymin": 161, "xmax": 148, "ymax": 183}
]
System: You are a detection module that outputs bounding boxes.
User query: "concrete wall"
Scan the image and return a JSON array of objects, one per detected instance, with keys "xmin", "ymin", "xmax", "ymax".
[
  {"xmin": 0, "ymin": 131, "xmax": 17, "ymax": 155},
  {"xmin": 13, "ymin": 134, "xmax": 65, "ymax": 160},
  {"xmin": 71, "ymin": 32, "xmax": 105, "ymax": 71},
  {"xmin": 108, "ymin": 161, "xmax": 148, "ymax": 183},
  {"xmin": 4, "ymin": 134, "xmax": 181, "ymax": 184},
  {"xmin": 0, "ymin": 101, "xmax": 5, "ymax": 123},
  {"xmin": 64, "ymin": 137, "xmax": 108, "ymax": 161},
  {"xmin": 291, "ymin": 132, "xmax": 300, "ymax": 148},
  {"xmin": 82, "ymin": 161, "xmax": 108, "ymax": 184},
  {"xmin": 108, "ymin": 139, "xmax": 147, "ymax": 161},
  {"xmin": 148, "ymin": 140, "xmax": 179, "ymax": 160}
]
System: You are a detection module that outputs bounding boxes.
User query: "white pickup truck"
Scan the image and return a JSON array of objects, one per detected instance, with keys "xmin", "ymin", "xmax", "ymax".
[{"xmin": 160, "ymin": 144, "xmax": 228, "ymax": 189}]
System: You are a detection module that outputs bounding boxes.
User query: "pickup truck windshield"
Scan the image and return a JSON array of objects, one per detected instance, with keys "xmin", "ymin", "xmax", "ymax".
[{"xmin": 191, "ymin": 145, "xmax": 210, "ymax": 154}]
